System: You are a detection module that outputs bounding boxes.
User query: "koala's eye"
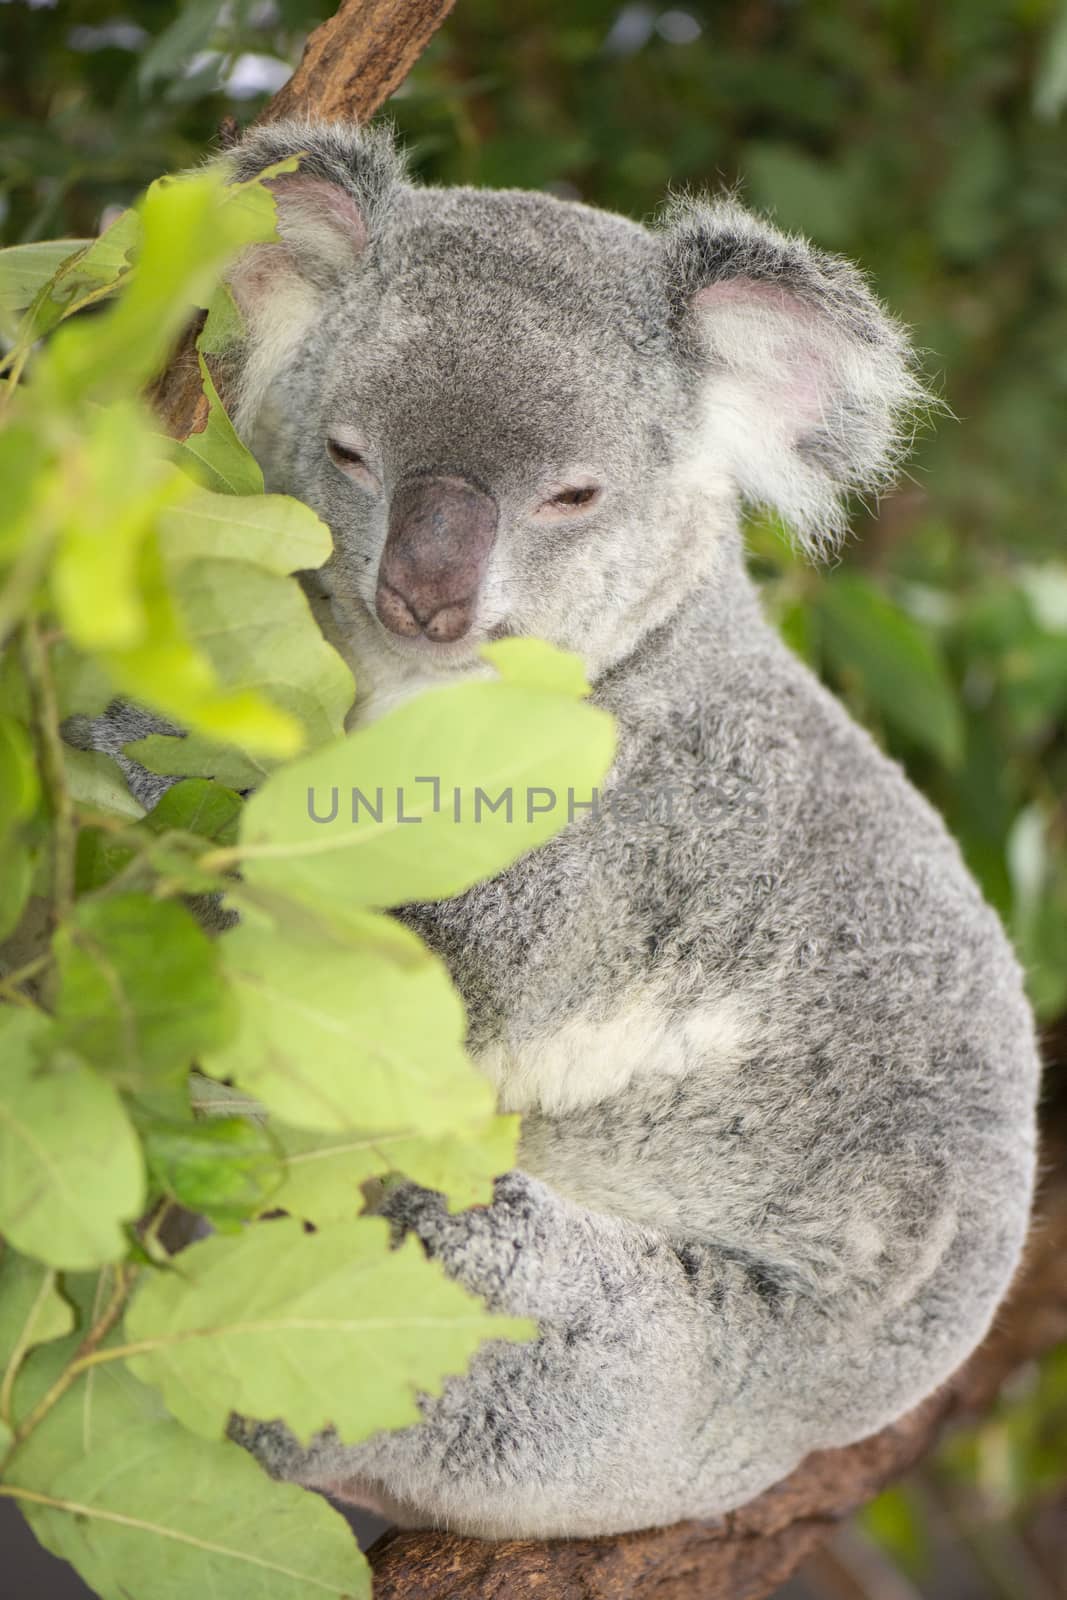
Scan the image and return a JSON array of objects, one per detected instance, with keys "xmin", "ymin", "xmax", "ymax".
[
  {"xmin": 535, "ymin": 483, "xmax": 603, "ymax": 520},
  {"xmin": 327, "ymin": 438, "xmax": 367, "ymax": 469},
  {"xmin": 326, "ymin": 436, "xmax": 380, "ymax": 491}
]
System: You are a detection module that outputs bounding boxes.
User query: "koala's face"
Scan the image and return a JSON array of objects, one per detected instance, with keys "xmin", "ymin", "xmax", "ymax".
[
  {"xmin": 229, "ymin": 124, "xmax": 920, "ymax": 694},
  {"xmin": 245, "ymin": 186, "xmax": 710, "ymax": 683}
]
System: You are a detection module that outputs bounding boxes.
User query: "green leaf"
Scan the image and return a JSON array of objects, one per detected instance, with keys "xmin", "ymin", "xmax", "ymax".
[
  {"xmin": 203, "ymin": 911, "xmax": 491, "ymax": 1134},
  {"xmin": 0, "ymin": 714, "xmax": 38, "ymax": 835},
  {"xmin": 137, "ymin": 0, "xmax": 226, "ymax": 89},
  {"xmin": 54, "ymin": 894, "xmax": 234, "ymax": 1090},
  {"xmin": 0, "ymin": 240, "xmax": 88, "ymax": 339},
  {"xmin": 44, "ymin": 168, "xmax": 278, "ymax": 400},
  {"xmin": 144, "ymin": 776, "xmax": 243, "ymax": 844},
  {"xmin": 173, "ymin": 355, "xmax": 264, "ymax": 496},
  {"xmin": 0, "ymin": 419, "xmax": 49, "ymax": 571},
  {"xmin": 166, "ymin": 556, "xmax": 354, "ymax": 749},
  {"xmin": 74, "ymin": 776, "xmax": 238, "ymax": 898},
  {"xmin": 238, "ymin": 663, "xmax": 616, "ymax": 912},
  {"xmin": 273, "ymin": 1114, "xmax": 520, "ymax": 1221},
  {"xmin": 160, "ymin": 488, "xmax": 333, "ymax": 577},
  {"xmin": 100, "ymin": 530, "xmax": 303, "ymax": 758},
  {"xmin": 142, "ymin": 1116, "xmax": 283, "ymax": 1228},
  {"xmin": 5, "ymin": 1308, "xmax": 368, "ymax": 1600},
  {"xmin": 50, "ymin": 402, "xmax": 193, "ymax": 652},
  {"xmin": 0, "ymin": 1011, "xmax": 144, "ymax": 1269},
  {"xmin": 2, "ymin": 213, "xmax": 140, "ymax": 358},
  {"xmin": 482, "ymin": 635, "xmax": 591, "ymax": 695},
  {"xmin": 13, "ymin": 1422, "xmax": 370, "ymax": 1600},
  {"xmin": 816, "ymin": 575, "xmax": 964, "ymax": 765},
  {"xmin": 197, "ymin": 280, "xmax": 245, "ymax": 357},
  {"xmin": 0, "ymin": 1251, "xmax": 75, "ymax": 1423},
  {"xmin": 62, "ymin": 746, "xmax": 144, "ymax": 821},
  {"xmin": 6, "ymin": 1270, "xmax": 163, "ymax": 1462},
  {"xmin": 126, "ymin": 1216, "xmax": 534, "ymax": 1443},
  {"xmin": 126, "ymin": 729, "xmax": 268, "ymax": 791}
]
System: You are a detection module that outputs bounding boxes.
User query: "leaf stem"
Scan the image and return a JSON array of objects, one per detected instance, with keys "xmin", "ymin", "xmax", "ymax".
[
  {"xmin": 21, "ymin": 618, "xmax": 75, "ymax": 926},
  {"xmin": 0, "ymin": 1267, "xmax": 61, "ymax": 1428}
]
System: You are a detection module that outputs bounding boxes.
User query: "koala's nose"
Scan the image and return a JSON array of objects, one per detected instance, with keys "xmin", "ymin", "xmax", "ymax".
[{"xmin": 375, "ymin": 475, "xmax": 498, "ymax": 644}]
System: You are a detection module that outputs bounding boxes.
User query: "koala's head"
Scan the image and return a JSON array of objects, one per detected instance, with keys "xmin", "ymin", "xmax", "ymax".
[{"xmin": 223, "ymin": 122, "xmax": 923, "ymax": 692}]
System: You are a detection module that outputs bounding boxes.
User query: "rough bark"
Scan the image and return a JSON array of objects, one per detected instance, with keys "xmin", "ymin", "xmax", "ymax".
[
  {"xmin": 148, "ymin": 0, "xmax": 456, "ymax": 439},
  {"xmin": 367, "ymin": 1144, "xmax": 1067, "ymax": 1600},
  {"xmin": 261, "ymin": 0, "xmax": 455, "ymax": 125}
]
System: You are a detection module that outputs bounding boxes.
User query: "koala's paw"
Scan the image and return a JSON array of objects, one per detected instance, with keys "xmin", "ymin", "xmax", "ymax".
[{"xmin": 378, "ymin": 1171, "xmax": 587, "ymax": 1320}]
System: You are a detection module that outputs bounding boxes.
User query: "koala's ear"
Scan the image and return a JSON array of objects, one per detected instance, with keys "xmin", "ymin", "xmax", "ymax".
[
  {"xmin": 220, "ymin": 119, "xmax": 403, "ymax": 311},
  {"xmin": 662, "ymin": 198, "xmax": 927, "ymax": 554}
]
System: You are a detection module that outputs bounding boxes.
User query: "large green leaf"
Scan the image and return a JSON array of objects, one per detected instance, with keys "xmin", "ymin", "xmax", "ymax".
[
  {"xmin": 203, "ymin": 910, "xmax": 491, "ymax": 1134},
  {"xmin": 53, "ymin": 894, "xmax": 234, "ymax": 1091},
  {"xmin": 160, "ymin": 488, "xmax": 331, "ymax": 577},
  {"xmin": 168, "ymin": 557, "xmax": 355, "ymax": 751},
  {"xmin": 12, "ymin": 1424, "xmax": 370, "ymax": 1600},
  {"xmin": 126, "ymin": 1216, "xmax": 533, "ymax": 1444},
  {"xmin": 5, "ymin": 1309, "xmax": 367, "ymax": 1600},
  {"xmin": 0, "ymin": 240, "xmax": 89, "ymax": 338},
  {"xmin": 44, "ymin": 404, "xmax": 303, "ymax": 758},
  {"xmin": 272, "ymin": 1115, "xmax": 520, "ymax": 1220},
  {"xmin": 125, "ymin": 729, "xmax": 269, "ymax": 791},
  {"xmin": 1, "ymin": 212, "xmax": 140, "ymax": 362},
  {"xmin": 100, "ymin": 529, "xmax": 303, "ymax": 758},
  {"xmin": 238, "ymin": 654, "xmax": 615, "ymax": 911},
  {"xmin": 0, "ymin": 1012, "xmax": 144, "ymax": 1269},
  {"xmin": 173, "ymin": 355, "xmax": 264, "ymax": 497},
  {"xmin": 816, "ymin": 575, "xmax": 964, "ymax": 766}
]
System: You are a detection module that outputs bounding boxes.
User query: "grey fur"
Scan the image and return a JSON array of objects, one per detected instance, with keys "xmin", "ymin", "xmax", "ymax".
[{"xmin": 109, "ymin": 123, "xmax": 1038, "ymax": 1538}]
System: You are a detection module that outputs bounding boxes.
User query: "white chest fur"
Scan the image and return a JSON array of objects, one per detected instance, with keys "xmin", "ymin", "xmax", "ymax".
[{"xmin": 474, "ymin": 989, "xmax": 759, "ymax": 1116}]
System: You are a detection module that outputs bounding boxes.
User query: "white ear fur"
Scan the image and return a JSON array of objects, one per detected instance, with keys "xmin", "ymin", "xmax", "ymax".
[
  {"xmin": 219, "ymin": 120, "xmax": 404, "ymax": 439},
  {"xmin": 666, "ymin": 199, "xmax": 927, "ymax": 555},
  {"xmin": 226, "ymin": 177, "xmax": 368, "ymax": 435}
]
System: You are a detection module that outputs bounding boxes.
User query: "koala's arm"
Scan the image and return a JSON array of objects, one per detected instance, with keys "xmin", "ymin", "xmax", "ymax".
[
  {"xmin": 240, "ymin": 1120, "xmax": 1002, "ymax": 1541},
  {"xmin": 244, "ymin": 1169, "xmax": 801, "ymax": 1538}
]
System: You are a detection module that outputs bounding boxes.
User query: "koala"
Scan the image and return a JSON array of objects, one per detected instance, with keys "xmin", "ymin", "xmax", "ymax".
[{"xmin": 120, "ymin": 121, "xmax": 1041, "ymax": 1539}]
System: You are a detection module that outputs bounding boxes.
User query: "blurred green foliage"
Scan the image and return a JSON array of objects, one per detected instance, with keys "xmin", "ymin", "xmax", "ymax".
[{"xmin": 2, "ymin": 4, "xmax": 1065, "ymax": 1589}]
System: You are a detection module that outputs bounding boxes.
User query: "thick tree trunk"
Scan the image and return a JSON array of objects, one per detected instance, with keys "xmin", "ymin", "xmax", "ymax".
[{"xmin": 147, "ymin": 5, "xmax": 1067, "ymax": 1594}]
